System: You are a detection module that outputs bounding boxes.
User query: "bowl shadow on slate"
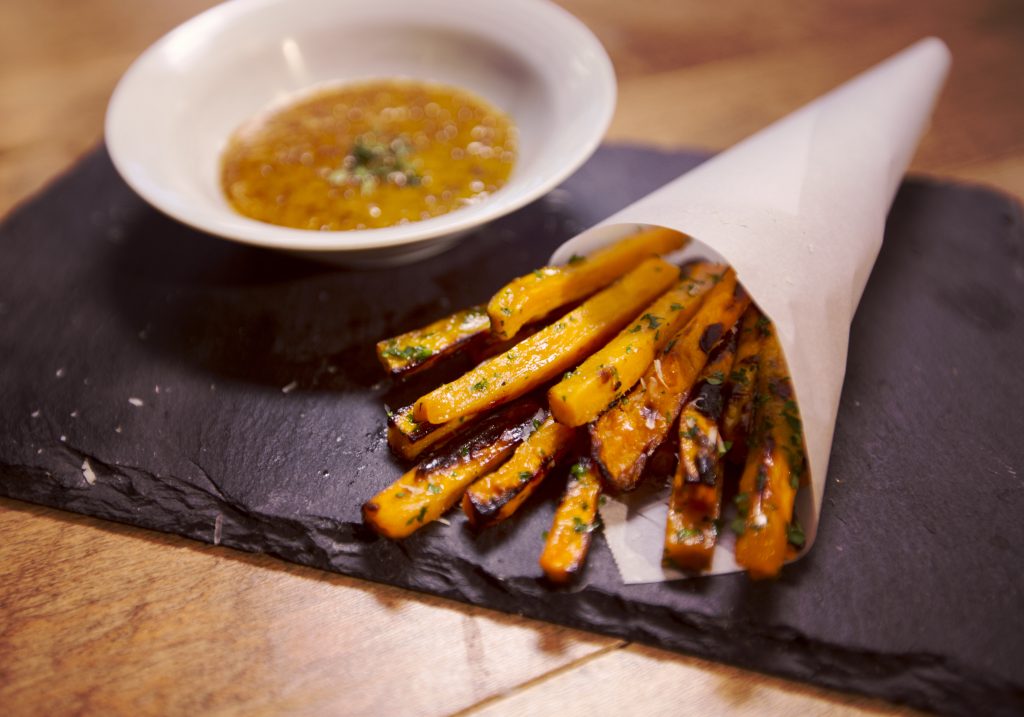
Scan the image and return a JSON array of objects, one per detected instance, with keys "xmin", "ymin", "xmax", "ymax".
[{"xmin": 99, "ymin": 187, "xmax": 588, "ymax": 399}]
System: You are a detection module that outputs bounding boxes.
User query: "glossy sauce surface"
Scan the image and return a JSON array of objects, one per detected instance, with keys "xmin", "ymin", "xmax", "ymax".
[{"xmin": 221, "ymin": 79, "xmax": 517, "ymax": 231}]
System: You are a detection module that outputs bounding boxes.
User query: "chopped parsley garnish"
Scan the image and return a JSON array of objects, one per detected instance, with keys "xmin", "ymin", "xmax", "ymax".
[
  {"xmin": 641, "ymin": 313, "xmax": 662, "ymax": 330},
  {"xmin": 383, "ymin": 345, "xmax": 432, "ymax": 362},
  {"xmin": 568, "ymin": 254, "xmax": 586, "ymax": 265},
  {"xmin": 572, "ymin": 516, "xmax": 593, "ymax": 533},
  {"xmin": 676, "ymin": 527, "xmax": 703, "ymax": 542},
  {"xmin": 670, "ymin": 302, "xmax": 684, "ymax": 311},
  {"xmin": 787, "ymin": 522, "xmax": 806, "ymax": 547},
  {"xmin": 756, "ymin": 465, "xmax": 768, "ymax": 492},
  {"xmin": 471, "ymin": 379, "xmax": 488, "ymax": 391},
  {"xmin": 427, "ymin": 483, "xmax": 442, "ymax": 495},
  {"xmin": 570, "ymin": 461, "xmax": 587, "ymax": 478},
  {"xmin": 734, "ymin": 492, "xmax": 750, "ymax": 515},
  {"xmin": 405, "ymin": 505, "xmax": 428, "ymax": 525},
  {"xmin": 329, "ymin": 135, "xmax": 421, "ymax": 194}
]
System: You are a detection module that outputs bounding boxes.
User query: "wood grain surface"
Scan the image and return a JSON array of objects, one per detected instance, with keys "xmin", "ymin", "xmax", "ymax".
[{"xmin": 2, "ymin": 1, "xmax": 1021, "ymax": 715}]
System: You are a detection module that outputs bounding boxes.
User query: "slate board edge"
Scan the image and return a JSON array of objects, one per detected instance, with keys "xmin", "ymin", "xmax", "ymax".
[{"xmin": 2, "ymin": 464, "xmax": 1015, "ymax": 717}]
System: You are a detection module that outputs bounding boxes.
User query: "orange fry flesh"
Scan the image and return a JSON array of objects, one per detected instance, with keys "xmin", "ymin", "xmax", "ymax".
[
  {"xmin": 539, "ymin": 458, "xmax": 602, "ymax": 584},
  {"xmin": 733, "ymin": 320, "xmax": 808, "ymax": 579},
  {"xmin": 414, "ymin": 257, "xmax": 679, "ymax": 425},
  {"xmin": 462, "ymin": 416, "xmax": 577, "ymax": 529},
  {"xmin": 721, "ymin": 306, "xmax": 766, "ymax": 461},
  {"xmin": 590, "ymin": 269, "xmax": 751, "ymax": 491},
  {"xmin": 547, "ymin": 262, "xmax": 725, "ymax": 427},
  {"xmin": 487, "ymin": 227, "xmax": 687, "ymax": 339},
  {"xmin": 363, "ymin": 402, "xmax": 544, "ymax": 538},
  {"xmin": 386, "ymin": 405, "xmax": 479, "ymax": 461},
  {"xmin": 376, "ymin": 306, "xmax": 490, "ymax": 376},
  {"xmin": 663, "ymin": 330, "xmax": 738, "ymax": 572}
]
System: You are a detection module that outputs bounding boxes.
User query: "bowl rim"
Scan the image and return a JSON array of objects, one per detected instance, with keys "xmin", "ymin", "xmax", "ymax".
[{"xmin": 104, "ymin": 0, "xmax": 617, "ymax": 253}]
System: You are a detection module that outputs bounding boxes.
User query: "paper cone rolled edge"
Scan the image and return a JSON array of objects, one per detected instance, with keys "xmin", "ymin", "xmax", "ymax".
[{"xmin": 555, "ymin": 38, "xmax": 951, "ymax": 580}]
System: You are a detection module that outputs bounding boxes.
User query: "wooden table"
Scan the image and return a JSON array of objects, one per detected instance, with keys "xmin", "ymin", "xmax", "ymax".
[{"xmin": 2, "ymin": 1, "xmax": 1021, "ymax": 714}]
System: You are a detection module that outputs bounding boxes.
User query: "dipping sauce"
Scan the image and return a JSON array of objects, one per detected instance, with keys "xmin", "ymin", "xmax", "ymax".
[{"xmin": 220, "ymin": 79, "xmax": 517, "ymax": 231}]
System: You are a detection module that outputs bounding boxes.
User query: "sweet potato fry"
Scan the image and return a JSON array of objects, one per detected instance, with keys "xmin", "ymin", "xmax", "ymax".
[
  {"xmin": 376, "ymin": 305, "xmax": 490, "ymax": 376},
  {"xmin": 732, "ymin": 320, "xmax": 808, "ymax": 579},
  {"xmin": 487, "ymin": 227, "xmax": 687, "ymax": 339},
  {"xmin": 386, "ymin": 405, "xmax": 479, "ymax": 461},
  {"xmin": 362, "ymin": 400, "xmax": 544, "ymax": 538},
  {"xmin": 591, "ymin": 269, "xmax": 750, "ymax": 492},
  {"xmin": 720, "ymin": 307, "xmax": 766, "ymax": 460},
  {"xmin": 414, "ymin": 257, "xmax": 680, "ymax": 425},
  {"xmin": 539, "ymin": 457, "xmax": 602, "ymax": 584},
  {"xmin": 462, "ymin": 416, "xmax": 577, "ymax": 529},
  {"xmin": 548, "ymin": 262, "xmax": 724, "ymax": 427},
  {"xmin": 663, "ymin": 330, "xmax": 738, "ymax": 572}
]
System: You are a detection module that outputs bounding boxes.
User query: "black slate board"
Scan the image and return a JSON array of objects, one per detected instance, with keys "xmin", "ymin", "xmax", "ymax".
[{"xmin": 2, "ymin": 145, "xmax": 1022, "ymax": 715}]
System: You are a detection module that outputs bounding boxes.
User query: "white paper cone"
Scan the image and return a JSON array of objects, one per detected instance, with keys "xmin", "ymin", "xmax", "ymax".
[{"xmin": 551, "ymin": 38, "xmax": 951, "ymax": 582}]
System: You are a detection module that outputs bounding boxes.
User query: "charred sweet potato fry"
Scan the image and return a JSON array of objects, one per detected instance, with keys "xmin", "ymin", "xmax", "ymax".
[
  {"xmin": 733, "ymin": 320, "xmax": 807, "ymax": 579},
  {"xmin": 720, "ymin": 307, "xmax": 766, "ymax": 460},
  {"xmin": 463, "ymin": 416, "xmax": 577, "ymax": 529},
  {"xmin": 376, "ymin": 305, "xmax": 490, "ymax": 377},
  {"xmin": 548, "ymin": 262, "xmax": 724, "ymax": 427},
  {"xmin": 363, "ymin": 400, "xmax": 544, "ymax": 538},
  {"xmin": 386, "ymin": 405, "xmax": 479, "ymax": 461},
  {"xmin": 663, "ymin": 330, "xmax": 738, "ymax": 572},
  {"xmin": 591, "ymin": 269, "xmax": 750, "ymax": 492},
  {"xmin": 414, "ymin": 257, "xmax": 680, "ymax": 425},
  {"xmin": 539, "ymin": 457, "xmax": 602, "ymax": 583},
  {"xmin": 487, "ymin": 228, "xmax": 687, "ymax": 339}
]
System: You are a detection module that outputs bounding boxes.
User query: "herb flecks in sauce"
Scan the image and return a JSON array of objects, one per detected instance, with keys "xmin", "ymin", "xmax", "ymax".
[
  {"xmin": 327, "ymin": 136, "xmax": 421, "ymax": 195},
  {"xmin": 221, "ymin": 79, "xmax": 517, "ymax": 231}
]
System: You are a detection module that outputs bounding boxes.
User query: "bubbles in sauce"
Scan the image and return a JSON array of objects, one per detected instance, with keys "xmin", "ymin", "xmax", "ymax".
[{"xmin": 220, "ymin": 79, "xmax": 517, "ymax": 232}]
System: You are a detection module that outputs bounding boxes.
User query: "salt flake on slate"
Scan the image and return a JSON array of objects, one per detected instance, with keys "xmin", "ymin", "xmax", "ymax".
[
  {"xmin": 81, "ymin": 459, "xmax": 96, "ymax": 486},
  {"xmin": 128, "ymin": 397, "xmax": 144, "ymax": 407}
]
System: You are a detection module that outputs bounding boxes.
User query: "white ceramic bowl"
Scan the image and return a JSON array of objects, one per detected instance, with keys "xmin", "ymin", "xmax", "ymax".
[{"xmin": 105, "ymin": 0, "xmax": 616, "ymax": 265}]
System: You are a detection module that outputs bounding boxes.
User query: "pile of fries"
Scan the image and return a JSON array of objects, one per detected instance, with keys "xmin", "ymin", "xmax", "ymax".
[{"xmin": 364, "ymin": 228, "xmax": 809, "ymax": 581}]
